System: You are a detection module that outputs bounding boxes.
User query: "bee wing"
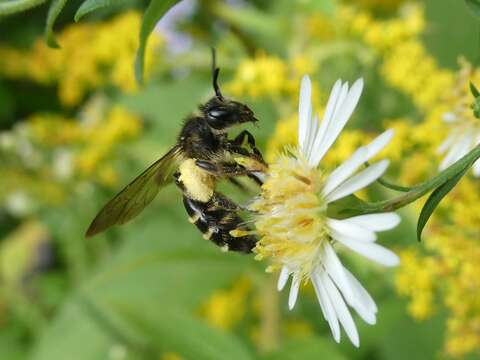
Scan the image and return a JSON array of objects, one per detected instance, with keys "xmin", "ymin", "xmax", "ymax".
[{"xmin": 86, "ymin": 146, "xmax": 184, "ymax": 237}]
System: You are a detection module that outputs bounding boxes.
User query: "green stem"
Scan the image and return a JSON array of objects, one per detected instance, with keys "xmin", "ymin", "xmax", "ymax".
[
  {"xmin": 339, "ymin": 143, "xmax": 480, "ymax": 216},
  {"xmin": 258, "ymin": 276, "xmax": 280, "ymax": 353},
  {"xmin": 0, "ymin": 0, "xmax": 47, "ymax": 16}
]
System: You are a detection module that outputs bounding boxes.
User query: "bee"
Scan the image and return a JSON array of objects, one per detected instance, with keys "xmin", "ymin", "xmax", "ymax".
[{"xmin": 85, "ymin": 50, "xmax": 266, "ymax": 253}]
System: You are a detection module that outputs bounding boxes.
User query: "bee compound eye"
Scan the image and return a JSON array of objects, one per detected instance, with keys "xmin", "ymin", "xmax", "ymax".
[{"xmin": 208, "ymin": 108, "xmax": 229, "ymax": 119}]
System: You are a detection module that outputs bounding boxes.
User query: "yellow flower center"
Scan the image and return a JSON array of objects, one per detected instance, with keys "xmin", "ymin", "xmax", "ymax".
[{"xmin": 250, "ymin": 149, "xmax": 329, "ymax": 281}]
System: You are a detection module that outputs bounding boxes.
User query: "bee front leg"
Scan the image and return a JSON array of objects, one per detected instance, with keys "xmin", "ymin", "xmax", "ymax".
[{"xmin": 229, "ymin": 130, "xmax": 265, "ymax": 164}]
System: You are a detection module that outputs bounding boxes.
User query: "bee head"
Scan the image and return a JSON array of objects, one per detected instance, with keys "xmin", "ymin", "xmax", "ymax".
[
  {"xmin": 202, "ymin": 48, "xmax": 258, "ymax": 131},
  {"xmin": 202, "ymin": 97, "xmax": 258, "ymax": 131}
]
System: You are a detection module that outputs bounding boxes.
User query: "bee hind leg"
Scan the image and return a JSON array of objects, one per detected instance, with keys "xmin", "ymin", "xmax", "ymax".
[{"xmin": 182, "ymin": 194, "xmax": 257, "ymax": 254}]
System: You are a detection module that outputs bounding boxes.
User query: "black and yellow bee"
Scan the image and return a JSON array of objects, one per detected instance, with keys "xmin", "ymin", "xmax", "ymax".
[{"xmin": 85, "ymin": 50, "xmax": 266, "ymax": 253}]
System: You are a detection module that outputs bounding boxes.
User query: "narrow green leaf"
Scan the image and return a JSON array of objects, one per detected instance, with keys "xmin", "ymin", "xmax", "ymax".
[
  {"xmin": 365, "ymin": 161, "xmax": 412, "ymax": 192},
  {"xmin": 466, "ymin": 0, "xmax": 480, "ymax": 17},
  {"xmin": 135, "ymin": 0, "xmax": 180, "ymax": 85},
  {"xmin": 0, "ymin": 0, "xmax": 46, "ymax": 16},
  {"xmin": 74, "ymin": 0, "xmax": 116, "ymax": 22},
  {"xmin": 377, "ymin": 177, "xmax": 412, "ymax": 192},
  {"xmin": 416, "ymin": 168, "xmax": 468, "ymax": 241},
  {"xmin": 45, "ymin": 0, "xmax": 69, "ymax": 48},
  {"xmin": 470, "ymin": 81, "xmax": 480, "ymax": 98}
]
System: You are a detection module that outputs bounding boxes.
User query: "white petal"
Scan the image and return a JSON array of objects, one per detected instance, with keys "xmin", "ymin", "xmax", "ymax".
[
  {"xmin": 442, "ymin": 112, "xmax": 457, "ymax": 122},
  {"xmin": 473, "ymin": 158, "xmax": 480, "ymax": 177},
  {"xmin": 327, "ymin": 218, "xmax": 377, "ymax": 242},
  {"xmin": 321, "ymin": 272, "xmax": 360, "ymax": 347},
  {"xmin": 288, "ymin": 274, "xmax": 301, "ymax": 310},
  {"xmin": 439, "ymin": 133, "xmax": 472, "ymax": 170},
  {"xmin": 305, "ymin": 114, "xmax": 319, "ymax": 163},
  {"xmin": 343, "ymin": 270, "xmax": 376, "ymax": 325},
  {"xmin": 336, "ymin": 237, "xmax": 400, "ymax": 267},
  {"xmin": 325, "ymin": 160, "xmax": 389, "ymax": 203},
  {"xmin": 277, "ymin": 266, "xmax": 290, "ymax": 291},
  {"xmin": 437, "ymin": 133, "xmax": 456, "ymax": 154},
  {"xmin": 322, "ymin": 243, "xmax": 355, "ymax": 304},
  {"xmin": 312, "ymin": 270, "xmax": 341, "ymax": 343},
  {"xmin": 309, "ymin": 80, "xmax": 348, "ymax": 167},
  {"xmin": 310, "ymin": 79, "xmax": 364, "ymax": 166},
  {"xmin": 344, "ymin": 267, "xmax": 377, "ymax": 314},
  {"xmin": 322, "ymin": 147, "xmax": 369, "ymax": 197},
  {"xmin": 298, "ymin": 75, "xmax": 312, "ymax": 153},
  {"xmin": 365, "ymin": 129, "xmax": 394, "ymax": 158},
  {"xmin": 322, "ymin": 129, "xmax": 393, "ymax": 197},
  {"xmin": 308, "ymin": 80, "xmax": 343, "ymax": 167},
  {"xmin": 345, "ymin": 213, "xmax": 401, "ymax": 232}
]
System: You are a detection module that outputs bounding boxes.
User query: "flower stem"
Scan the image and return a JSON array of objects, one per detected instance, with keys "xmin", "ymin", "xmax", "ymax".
[
  {"xmin": 258, "ymin": 276, "xmax": 280, "ymax": 353},
  {"xmin": 366, "ymin": 144, "xmax": 480, "ymax": 213}
]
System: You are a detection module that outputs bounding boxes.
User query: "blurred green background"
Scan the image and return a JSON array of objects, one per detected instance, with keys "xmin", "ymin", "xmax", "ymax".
[{"xmin": 1, "ymin": 0, "xmax": 480, "ymax": 359}]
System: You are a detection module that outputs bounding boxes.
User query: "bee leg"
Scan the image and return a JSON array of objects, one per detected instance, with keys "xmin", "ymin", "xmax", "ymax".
[
  {"xmin": 183, "ymin": 194, "xmax": 257, "ymax": 254},
  {"xmin": 228, "ymin": 177, "xmax": 248, "ymax": 192},
  {"xmin": 247, "ymin": 172, "xmax": 264, "ymax": 186},
  {"xmin": 196, "ymin": 160, "xmax": 252, "ymax": 177},
  {"xmin": 230, "ymin": 130, "xmax": 265, "ymax": 161},
  {"xmin": 210, "ymin": 192, "xmax": 243, "ymax": 211},
  {"xmin": 231, "ymin": 130, "xmax": 255, "ymax": 147}
]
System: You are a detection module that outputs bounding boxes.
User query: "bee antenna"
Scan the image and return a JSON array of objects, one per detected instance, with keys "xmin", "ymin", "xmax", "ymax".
[{"xmin": 211, "ymin": 47, "xmax": 224, "ymax": 100}]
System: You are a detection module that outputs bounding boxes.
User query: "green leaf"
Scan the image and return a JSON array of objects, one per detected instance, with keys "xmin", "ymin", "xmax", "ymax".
[
  {"xmin": 74, "ymin": 0, "xmax": 116, "ymax": 22},
  {"xmin": 416, "ymin": 168, "xmax": 467, "ymax": 241},
  {"xmin": 108, "ymin": 301, "xmax": 254, "ymax": 360},
  {"xmin": 135, "ymin": 0, "xmax": 180, "ymax": 85},
  {"xmin": 376, "ymin": 177, "xmax": 412, "ymax": 192},
  {"xmin": 0, "ymin": 0, "xmax": 46, "ymax": 16},
  {"xmin": 470, "ymin": 81, "xmax": 480, "ymax": 98},
  {"xmin": 31, "ymin": 205, "xmax": 256, "ymax": 359},
  {"xmin": 45, "ymin": 0, "xmax": 69, "ymax": 48},
  {"xmin": 466, "ymin": 0, "xmax": 480, "ymax": 17}
]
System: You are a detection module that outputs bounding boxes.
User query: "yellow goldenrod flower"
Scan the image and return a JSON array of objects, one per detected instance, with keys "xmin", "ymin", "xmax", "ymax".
[
  {"xmin": 0, "ymin": 12, "xmax": 162, "ymax": 106},
  {"xmin": 381, "ymin": 40, "xmax": 454, "ymax": 111},
  {"xmin": 199, "ymin": 278, "xmax": 250, "ymax": 330},
  {"xmin": 250, "ymin": 75, "xmax": 400, "ymax": 347},
  {"xmin": 228, "ymin": 53, "xmax": 289, "ymax": 98}
]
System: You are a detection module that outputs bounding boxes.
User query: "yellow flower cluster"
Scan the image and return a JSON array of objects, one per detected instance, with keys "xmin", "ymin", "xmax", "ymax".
[
  {"xmin": 395, "ymin": 249, "xmax": 437, "ymax": 320},
  {"xmin": 341, "ymin": 3, "xmax": 425, "ymax": 53},
  {"xmin": 339, "ymin": 3, "xmax": 453, "ymax": 112},
  {"xmin": 397, "ymin": 209, "xmax": 480, "ymax": 357},
  {"xmin": 0, "ymin": 12, "xmax": 162, "ymax": 106},
  {"xmin": 161, "ymin": 352, "xmax": 184, "ymax": 360},
  {"xmin": 3, "ymin": 99, "xmax": 141, "ymax": 192},
  {"xmin": 75, "ymin": 105, "xmax": 142, "ymax": 183},
  {"xmin": 392, "ymin": 61, "xmax": 480, "ymax": 358},
  {"xmin": 199, "ymin": 278, "xmax": 251, "ymax": 330},
  {"xmin": 228, "ymin": 53, "xmax": 317, "ymax": 101},
  {"xmin": 381, "ymin": 40, "xmax": 454, "ymax": 111}
]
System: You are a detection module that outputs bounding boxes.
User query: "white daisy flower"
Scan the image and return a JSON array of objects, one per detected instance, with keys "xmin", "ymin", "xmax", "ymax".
[
  {"xmin": 250, "ymin": 75, "xmax": 400, "ymax": 347},
  {"xmin": 438, "ymin": 111, "xmax": 480, "ymax": 176}
]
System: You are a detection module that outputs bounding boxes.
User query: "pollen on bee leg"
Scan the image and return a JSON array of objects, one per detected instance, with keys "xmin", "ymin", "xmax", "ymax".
[
  {"xmin": 229, "ymin": 228, "xmax": 254, "ymax": 238},
  {"xmin": 188, "ymin": 214, "xmax": 200, "ymax": 223},
  {"xmin": 203, "ymin": 228, "xmax": 214, "ymax": 240}
]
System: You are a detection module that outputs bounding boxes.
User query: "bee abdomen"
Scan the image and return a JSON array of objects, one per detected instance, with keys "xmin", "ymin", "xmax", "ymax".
[{"xmin": 182, "ymin": 196, "xmax": 256, "ymax": 254}]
